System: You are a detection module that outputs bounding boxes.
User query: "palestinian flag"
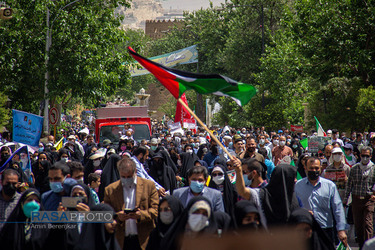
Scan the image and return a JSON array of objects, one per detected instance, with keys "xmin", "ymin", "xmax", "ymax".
[
  {"xmin": 128, "ymin": 47, "xmax": 257, "ymax": 106},
  {"xmin": 314, "ymin": 116, "xmax": 326, "ymax": 136}
]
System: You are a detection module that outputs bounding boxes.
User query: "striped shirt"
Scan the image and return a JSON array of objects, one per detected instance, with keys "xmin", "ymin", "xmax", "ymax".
[{"xmin": 344, "ymin": 161, "xmax": 375, "ymax": 203}]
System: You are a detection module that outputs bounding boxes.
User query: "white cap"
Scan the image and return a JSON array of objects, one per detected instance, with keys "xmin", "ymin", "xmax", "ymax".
[{"xmin": 332, "ymin": 147, "xmax": 343, "ymax": 154}]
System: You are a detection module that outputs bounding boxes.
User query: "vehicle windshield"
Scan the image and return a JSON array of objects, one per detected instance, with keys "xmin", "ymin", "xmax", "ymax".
[{"xmin": 99, "ymin": 124, "xmax": 150, "ymax": 145}]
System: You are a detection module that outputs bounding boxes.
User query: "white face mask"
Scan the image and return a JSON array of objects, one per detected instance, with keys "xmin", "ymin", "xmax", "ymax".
[
  {"xmin": 333, "ymin": 154, "xmax": 342, "ymax": 163},
  {"xmin": 186, "ymin": 149, "xmax": 193, "ymax": 154},
  {"xmin": 213, "ymin": 175, "xmax": 225, "ymax": 185},
  {"xmin": 259, "ymin": 139, "xmax": 265, "ymax": 145},
  {"xmin": 279, "ymin": 141, "xmax": 286, "ymax": 147},
  {"xmin": 93, "ymin": 160, "xmax": 101, "ymax": 167},
  {"xmin": 273, "ymin": 140, "xmax": 279, "ymax": 146},
  {"xmin": 160, "ymin": 211, "xmax": 174, "ymax": 225},
  {"xmin": 121, "ymin": 177, "xmax": 134, "ymax": 187},
  {"xmin": 188, "ymin": 214, "xmax": 209, "ymax": 232}
]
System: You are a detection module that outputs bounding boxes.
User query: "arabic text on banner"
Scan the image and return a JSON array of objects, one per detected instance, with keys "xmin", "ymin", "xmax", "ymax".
[
  {"xmin": 129, "ymin": 45, "xmax": 198, "ymax": 77},
  {"xmin": 12, "ymin": 110, "xmax": 44, "ymax": 147}
]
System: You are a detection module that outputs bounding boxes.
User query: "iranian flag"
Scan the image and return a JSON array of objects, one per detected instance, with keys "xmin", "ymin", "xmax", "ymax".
[
  {"xmin": 128, "ymin": 47, "xmax": 257, "ymax": 106},
  {"xmin": 314, "ymin": 116, "xmax": 326, "ymax": 136}
]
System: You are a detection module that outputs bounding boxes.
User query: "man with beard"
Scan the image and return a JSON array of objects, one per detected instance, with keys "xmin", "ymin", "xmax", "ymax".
[
  {"xmin": 240, "ymin": 137, "xmax": 265, "ymax": 163},
  {"xmin": 0, "ymin": 169, "xmax": 21, "ymax": 230},
  {"xmin": 131, "ymin": 146, "xmax": 166, "ymax": 197},
  {"xmin": 149, "ymin": 152, "xmax": 177, "ymax": 195}
]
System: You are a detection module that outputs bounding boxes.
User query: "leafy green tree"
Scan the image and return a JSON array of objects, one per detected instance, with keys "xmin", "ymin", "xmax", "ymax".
[
  {"xmin": 0, "ymin": 0, "xmax": 131, "ymax": 114},
  {"xmin": 0, "ymin": 92, "xmax": 10, "ymax": 129},
  {"xmin": 257, "ymin": 0, "xmax": 375, "ymax": 131},
  {"xmin": 356, "ymin": 86, "xmax": 375, "ymax": 131}
]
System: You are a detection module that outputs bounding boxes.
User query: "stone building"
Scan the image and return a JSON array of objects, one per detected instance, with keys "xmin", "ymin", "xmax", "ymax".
[{"xmin": 145, "ymin": 20, "xmax": 183, "ymax": 39}]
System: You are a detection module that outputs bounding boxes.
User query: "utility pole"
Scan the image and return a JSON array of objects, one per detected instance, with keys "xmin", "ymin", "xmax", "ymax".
[
  {"xmin": 44, "ymin": 8, "xmax": 50, "ymax": 132},
  {"xmin": 43, "ymin": 0, "xmax": 81, "ymax": 132}
]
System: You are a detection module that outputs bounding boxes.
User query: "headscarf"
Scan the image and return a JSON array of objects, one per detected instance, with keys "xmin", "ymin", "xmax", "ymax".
[
  {"xmin": 179, "ymin": 151, "xmax": 199, "ymax": 180},
  {"xmin": 259, "ymin": 164, "xmax": 300, "ymax": 226},
  {"xmin": 73, "ymin": 204, "xmax": 121, "ymax": 250},
  {"xmin": 32, "ymin": 159, "xmax": 51, "ymax": 193},
  {"xmin": 69, "ymin": 183, "xmax": 95, "ymax": 209},
  {"xmin": 149, "ymin": 152, "xmax": 177, "ymax": 194},
  {"xmin": 289, "ymin": 208, "xmax": 335, "ymax": 250},
  {"xmin": 9, "ymin": 161, "xmax": 30, "ymax": 184},
  {"xmin": 146, "ymin": 196, "xmax": 184, "ymax": 250},
  {"xmin": 160, "ymin": 196, "xmax": 219, "ymax": 250},
  {"xmin": 159, "ymin": 149, "xmax": 177, "ymax": 174},
  {"xmin": 0, "ymin": 189, "xmax": 47, "ymax": 249},
  {"xmin": 234, "ymin": 200, "xmax": 263, "ymax": 230},
  {"xmin": 196, "ymin": 144, "xmax": 208, "ymax": 160},
  {"xmin": 297, "ymin": 153, "xmax": 309, "ymax": 179},
  {"xmin": 208, "ymin": 164, "xmax": 237, "ymax": 226},
  {"xmin": 98, "ymin": 154, "xmax": 121, "ymax": 201}
]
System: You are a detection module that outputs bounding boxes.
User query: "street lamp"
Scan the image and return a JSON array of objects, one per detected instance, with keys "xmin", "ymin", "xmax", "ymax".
[{"xmin": 43, "ymin": 0, "xmax": 81, "ymax": 132}]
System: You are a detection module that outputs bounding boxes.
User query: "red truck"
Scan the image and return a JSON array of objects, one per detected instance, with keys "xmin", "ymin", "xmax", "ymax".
[{"xmin": 95, "ymin": 105, "xmax": 151, "ymax": 145}]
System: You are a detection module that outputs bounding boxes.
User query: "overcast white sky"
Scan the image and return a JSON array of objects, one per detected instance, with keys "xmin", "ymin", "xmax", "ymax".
[{"xmin": 161, "ymin": 0, "xmax": 226, "ymax": 11}]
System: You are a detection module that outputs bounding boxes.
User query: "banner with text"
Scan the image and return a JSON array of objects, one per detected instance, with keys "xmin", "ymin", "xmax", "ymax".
[
  {"xmin": 291, "ymin": 125, "xmax": 304, "ymax": 133},
  {"xmin": 129, "ymin": 45, "xmax": 198, "ymax": 77},
  {"xmin": 12, "ymin": 110, "xmax": 43, "ymax": 147}
]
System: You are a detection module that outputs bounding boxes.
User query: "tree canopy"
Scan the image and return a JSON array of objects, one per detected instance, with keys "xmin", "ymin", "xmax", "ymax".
[{"xmin": 1, "ymin": 0, "xmax": 132, "ymax": 115}]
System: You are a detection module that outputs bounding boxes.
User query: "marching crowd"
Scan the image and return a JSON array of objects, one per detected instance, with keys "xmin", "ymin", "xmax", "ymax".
[{"xmin": 1, "ymin": 123, "xmax": 375, "ymax": 250}]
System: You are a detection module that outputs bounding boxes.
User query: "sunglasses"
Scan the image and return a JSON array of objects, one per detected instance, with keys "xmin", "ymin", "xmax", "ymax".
[{"xmin": 211, "ymin": 173, "xmax": 224, "ymax": 177}]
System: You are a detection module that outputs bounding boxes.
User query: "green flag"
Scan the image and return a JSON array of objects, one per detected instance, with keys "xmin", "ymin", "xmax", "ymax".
[
  {"xmin": 290, "ymin": 158, "xmax": 302, "ymax": 180},
  {"xmin": 300, "ymin": 138, "xmax": 308, "ymax": 149}
]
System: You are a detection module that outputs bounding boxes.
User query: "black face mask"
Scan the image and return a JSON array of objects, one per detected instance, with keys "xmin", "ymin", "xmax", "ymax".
[
  {"xmin": 308, "ymin": 170, "xmax": 320, "ymax": 181},
  {"xmin": 2, "ymin": 183, "xmax": 17, "ymax": 197},
  {"xmin": 240, "ymin": 222, "xmax": 259, "ymax": 231}
]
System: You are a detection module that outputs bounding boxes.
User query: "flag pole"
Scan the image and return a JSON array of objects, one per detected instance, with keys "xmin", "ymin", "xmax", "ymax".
[{"xmin": 177, "ymin": 98, "xmax": 234, "ymax": 161}]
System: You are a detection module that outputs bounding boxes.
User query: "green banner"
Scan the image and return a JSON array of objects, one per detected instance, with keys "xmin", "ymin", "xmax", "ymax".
[{"xmin": 128, "ymin": 45, "xmax": 198, "ymax": 77}]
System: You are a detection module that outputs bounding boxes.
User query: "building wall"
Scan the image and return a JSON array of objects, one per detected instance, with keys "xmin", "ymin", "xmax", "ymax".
[
  {"xmin": 146, "ymin": 82, "xmax": 173, "ymax": 120},
  {"xmin": 145, "ymin": 20, "xmax": 183, "ymax": 39}
]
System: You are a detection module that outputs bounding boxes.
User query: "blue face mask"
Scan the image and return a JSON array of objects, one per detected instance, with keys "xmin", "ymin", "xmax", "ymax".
[
  {"xmin": 229, "ymin": 142, "xmax": 233, "ymax": 148},
  {"xmin": 244, "ymin": 174, "xmax": 252, "ymax": 186},
  {"xmin": 50, "ymin": 181, "xmax": 64, "ymax": 193},
  {"xmin": 23, "ymin": 200, "xmax": 40, "ymax": 218},
  {"xmin": 190, "ymin": 181, "xmax": 204, "ymax": 193},
  {"xmin": 151, "ymin": 145, "xmax": 157, "ymax": 151},
  {"xmin": 38, "ymin": 147, "xmax": 44, "ymax": 153}
]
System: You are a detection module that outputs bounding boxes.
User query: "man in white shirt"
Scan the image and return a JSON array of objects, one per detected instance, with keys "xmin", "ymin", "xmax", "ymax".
[{"xmin": 104, "ymin": 158, "xmax": 159, "ymax": 250}]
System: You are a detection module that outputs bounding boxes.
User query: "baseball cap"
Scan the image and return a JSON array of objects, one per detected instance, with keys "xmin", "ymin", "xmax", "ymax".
[
  {"xmin": 343, "ymin": 143, "xmax": 353, "ymax": 150},
  {"xmin": 331, "ymin": 147, "xmax": 343, "ymax": 154}
]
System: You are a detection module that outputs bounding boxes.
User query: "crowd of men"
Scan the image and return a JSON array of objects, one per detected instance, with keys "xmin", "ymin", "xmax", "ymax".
[{"xmin": 1, "ymin": 123, "xmax": 375, "ymax": 250}]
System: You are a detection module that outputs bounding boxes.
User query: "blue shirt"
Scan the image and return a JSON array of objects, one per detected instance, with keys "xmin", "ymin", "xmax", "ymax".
[
  {"xmin": 41, "ymin": 190, "xmax": 62, "ymax": 211},
  {"xmin": 264, "ymin": 159, "xmax": 275, "ymax": 181},
  {"xmin": 131, "ymin": 156, "xmax": 162, "ymax": 190},
  {"xmin": 295, "ymin": 177, "xmax": 347, "ymax": 231}
]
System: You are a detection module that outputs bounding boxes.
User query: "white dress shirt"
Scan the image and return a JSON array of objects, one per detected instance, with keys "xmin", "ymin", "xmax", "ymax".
[{"xmin": 123, "ymin": 177, "xmax": 138, "ymax": 236}]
